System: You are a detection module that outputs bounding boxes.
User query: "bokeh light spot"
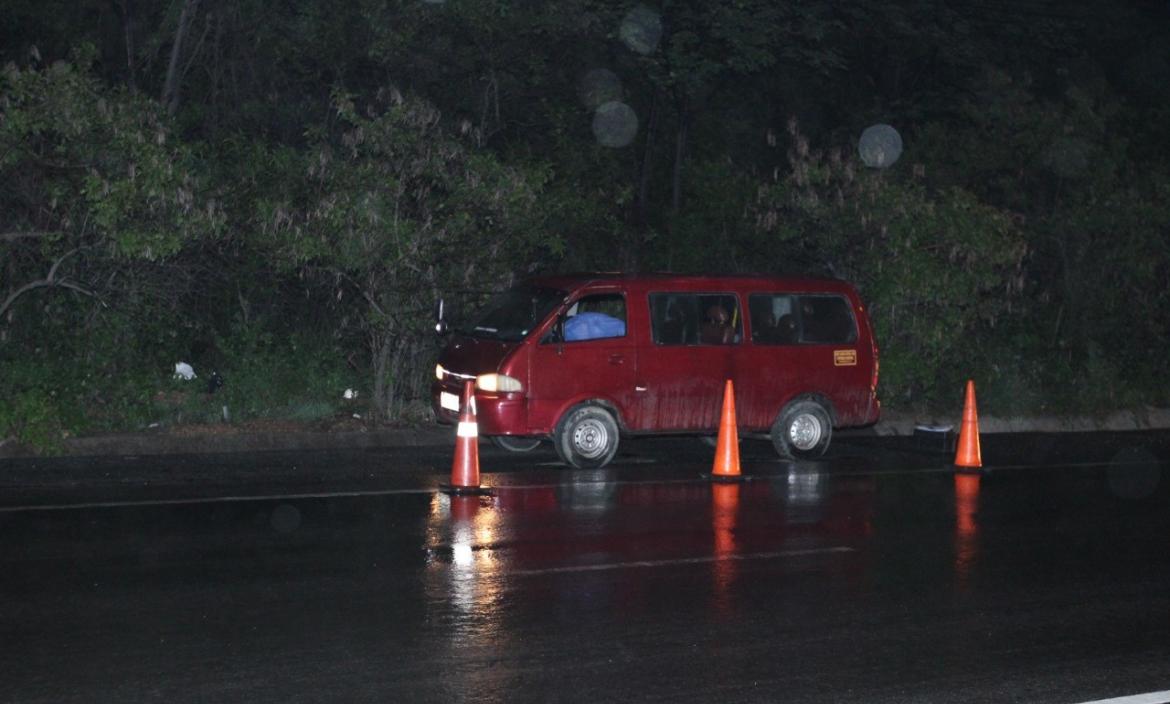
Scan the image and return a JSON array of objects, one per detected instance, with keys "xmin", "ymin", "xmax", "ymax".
[
  {"xmin": 270, "ymin": 503, "xmax": 302, "ymax": 533},
  {"xmin": 1106, "ymin": 446, "xmax": 1161, "ymax": 500},
  {"xmin": 619, "ymin": 5, "xmax": 663, "ymax": 55},
  {"xmin": 579, "ymin": 68, "xmax": 624, "ymax": 110},
  {"xmin": 1042, "ymin": 136, "xmax": 1091, "ymax": 179},
  {"xmin": 859, "ymin": 123, "xmax": 903, "ymax": 169},
  {"xmin": 592, "ymin": 100, "xmax": 639, "ymax": 148}
]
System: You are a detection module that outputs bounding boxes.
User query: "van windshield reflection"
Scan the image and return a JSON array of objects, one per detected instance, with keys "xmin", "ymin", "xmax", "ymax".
[{"xmin": 461, "ymin": 286, "xmax": 566, "ymax": 342}]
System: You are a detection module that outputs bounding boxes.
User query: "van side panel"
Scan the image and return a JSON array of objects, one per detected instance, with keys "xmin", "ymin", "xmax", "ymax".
[
  {"xmin": 842, "ymin": 299, "xmax": 879, "ymax": 420},
  {"xmin": 629, "ymin": 282, "xmax": 734, "ymax": 432},
  {"xmin": 632, "ymin": 346, "xmax": 731, "ymax": 431},
  {"xmin": 732, "ymin": 344, "xmax": 822, "ymax": 430},
  {"xmin": 734, "ymin": 287, "xmax": 876, "ymax": 430}
]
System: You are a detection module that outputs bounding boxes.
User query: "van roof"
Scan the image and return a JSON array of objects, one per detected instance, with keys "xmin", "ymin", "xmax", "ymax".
[{"xmin": 528, "ymin": 272, "xmax": 860, "ymax": 295}]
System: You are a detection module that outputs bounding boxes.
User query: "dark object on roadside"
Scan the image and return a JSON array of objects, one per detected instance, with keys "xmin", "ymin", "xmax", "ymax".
[
  {"xmin": 207, "ymin": 372, "xmax": 224, "ymax": 394},
  {"xmin": 914, "ymin": 424, "xmax": 955, "ymax": 453}
]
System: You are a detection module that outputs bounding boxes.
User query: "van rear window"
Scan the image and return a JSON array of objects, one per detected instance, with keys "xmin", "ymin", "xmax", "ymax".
[{"xmin": 749, "ymin": 294, "xmax": 857, "ymax": 345}]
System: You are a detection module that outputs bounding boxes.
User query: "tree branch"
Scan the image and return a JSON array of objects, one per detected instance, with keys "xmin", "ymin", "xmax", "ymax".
[
  {"xmin": 0, "ymin": 249, "xmax": 95, "ymax": 321},
  {"xmin": 0, "ymin": 231, "xmax": 59, "ymax": 244},
  {"xmin": 0, "ymin": 279, "xmax": 53, "ymax": 320},
  {"xmin": 305, "ymin": 265, "xmax": 390, "ymax": 320},
  {"xmin": 163, "ymin": 0, "xmax": 202, "ymax": 116}
]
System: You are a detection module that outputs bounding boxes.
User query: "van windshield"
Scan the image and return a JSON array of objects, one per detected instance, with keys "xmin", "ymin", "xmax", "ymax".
[{"xmin": 460, "ymin": 285, "xmax": 566, "ymax": 342}]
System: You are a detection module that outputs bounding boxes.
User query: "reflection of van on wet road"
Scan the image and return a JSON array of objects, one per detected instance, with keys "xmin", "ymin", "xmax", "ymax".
[{"xmin": 433, "ymin": 274, "xmax": 880, "ymax": 468}]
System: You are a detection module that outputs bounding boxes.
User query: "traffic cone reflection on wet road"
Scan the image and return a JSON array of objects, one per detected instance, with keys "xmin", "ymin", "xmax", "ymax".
[
  {"xmin": 953, "ymin": 473, "xmax": 981, "ymax": 590},
  {"xmin": 441, "ymin": 380, "xmax": 491, "ymax": 495},
  {"xmin": 711, "ymin": 482, "xmax": 740, "ymax": 555},
  {"xmin": 953, "ymin": 379, "xmax": 983, "ymax": 472},
  {"xmin": 711, "ymin": 480, "xmax": 741, "ymax": 617},
  {"xmin": 709, "ymin": 379, "xmax": 746, "ymax": 482}
]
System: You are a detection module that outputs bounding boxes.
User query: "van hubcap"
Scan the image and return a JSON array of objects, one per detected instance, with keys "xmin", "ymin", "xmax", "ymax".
[
  {"xmin": 573, "ymin": 419, "xmax": 610, "ymax": 458},
  {"xmin": 788, "ymin": 413, "xmax": 823, "ymax": 451}
]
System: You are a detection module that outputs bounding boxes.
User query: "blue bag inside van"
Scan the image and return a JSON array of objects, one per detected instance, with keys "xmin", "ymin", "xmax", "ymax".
[{"xmin": 564, "ymin": 312, "xmax": 625, "ymax": 341}]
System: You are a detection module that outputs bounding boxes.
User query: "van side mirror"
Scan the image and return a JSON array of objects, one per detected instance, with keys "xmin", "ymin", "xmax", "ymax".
[
  {"xmin": 554, "ymin": 314, "xmax": 567, "ymax": 353},
  {"xmin": 540, "ymin": 314, "xmax": 566, "ymax": 345},
  {"xmin": 434, "ymin": 298, "xmax": 449, "ymax": 336}
]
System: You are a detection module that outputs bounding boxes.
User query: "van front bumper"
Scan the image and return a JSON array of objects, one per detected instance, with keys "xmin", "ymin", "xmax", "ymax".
[{"xmin": 431, "ymin": 380, "xmax": 527, "ymax": 435}]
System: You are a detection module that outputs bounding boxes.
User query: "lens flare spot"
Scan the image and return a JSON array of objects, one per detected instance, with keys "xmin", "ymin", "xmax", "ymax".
[
  {"xmin": 859, "ymin": 123, "xmax": 903, "ymax": 169},
  {"xmin": 270, "ymin": 503, "xmax": 302, "ymax": 534},
  {"xmin": 619, "ymin": 5, "xmax": 663, "ymax": 55},
  {"xmin": 1107, "ymin": 446, "xmax": 1161, "ymax": 500},
  {"xmin": 579, "ymin": 68, "xmax": 624, "ymax": 109},
  {"xmin": 592, "ymin": 101, "xmax": 638, "ymax": 148}
]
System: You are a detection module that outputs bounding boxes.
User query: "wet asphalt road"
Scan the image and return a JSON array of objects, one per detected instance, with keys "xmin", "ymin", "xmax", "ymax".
[{"xmin": 2, "ymin": 431, "xmax": 1170, "ymax": 704}]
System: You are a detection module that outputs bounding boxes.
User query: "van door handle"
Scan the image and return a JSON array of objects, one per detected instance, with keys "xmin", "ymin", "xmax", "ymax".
[{"xmin": 608, "ymin": 354, "xmax": 625, "ymax": 365}]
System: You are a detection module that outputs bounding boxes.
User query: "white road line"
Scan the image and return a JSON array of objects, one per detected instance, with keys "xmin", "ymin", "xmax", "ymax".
[
  {"xmin": 0, "ymin": 478, "xmax": 712, "ymax": 513},
  {"xmin": 1072, "ymin": 691, "xmax": 1170, "ymax": 704},
  {"xmin": 0, "ymin": 487, "xmax": 433, "ymax": 513},
  {"xmin": 0, "ymin": 456, "xmax": 1149, "ymax": 514},
  {"xmin": 817, "ymin": 458, "xmax": 1149, "ymax": 478},
  {"xmin": 505, "ymin": 546, "xmax": 855, "ymax": 576}
]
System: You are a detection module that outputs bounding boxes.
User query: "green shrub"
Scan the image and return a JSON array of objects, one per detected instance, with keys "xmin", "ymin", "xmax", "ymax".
[{"xmin": 0, "ymin": 389, "xmax": 64, "ymax": 453}]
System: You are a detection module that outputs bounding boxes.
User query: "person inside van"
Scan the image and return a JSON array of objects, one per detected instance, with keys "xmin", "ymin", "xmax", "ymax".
[
  {"xmin": 774, "ymin": 313, "xmax": 798, "ymax": 343},
  {"xmin": 753, "ymin": 310, "xmax": 778, "ymax": 343},
  {"xmin": 701, "ymin": 305, "xmax": 735, "ymax": 344},
  {"xmin": 750, "ymin": 296, "xmax": 799, "ymax": 344}
]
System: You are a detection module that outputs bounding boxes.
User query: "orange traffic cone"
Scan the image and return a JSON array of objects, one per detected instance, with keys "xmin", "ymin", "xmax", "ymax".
[
  {"xmin": 953, "ymin": 379, "xmax": 983, "ymax": 472},
  {"xmin": 441, "ymin": 380, "xmax": 490, "ymax": 495},
  {"xmin": 708, "ymin": 380, "xmax": 746, "ymax": 482}
]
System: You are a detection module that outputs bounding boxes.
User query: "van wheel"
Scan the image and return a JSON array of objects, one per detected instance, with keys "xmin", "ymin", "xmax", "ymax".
[
  {"xmin": 490, "ymin": 436, "xmax": 543, "ymax": 452},
  {"xmin": 771, "ymin": 400, "xmax": 832, "ymax": 459},
  {"xmin": 554, "ymin": 405, "xmax": 620, "ymax": 469}
]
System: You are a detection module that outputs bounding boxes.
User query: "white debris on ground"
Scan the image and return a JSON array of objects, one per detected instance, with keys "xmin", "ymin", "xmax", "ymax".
[{"xmin": 344, "ymin": 389, "xmax": 359, "ymax": 399}]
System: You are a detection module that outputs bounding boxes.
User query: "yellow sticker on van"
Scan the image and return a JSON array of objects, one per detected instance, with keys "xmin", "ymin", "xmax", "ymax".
[{"xmin": 834, "ymin": 349, "xmax": 857, "ymax": 366}]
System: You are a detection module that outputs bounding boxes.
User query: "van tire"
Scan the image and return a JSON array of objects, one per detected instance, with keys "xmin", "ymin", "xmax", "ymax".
[
  {"xmin": 771, "ymin": 400, "xmax": 832, "ymax": 460},
  {"xmin": 554, "ymin": 405, "xmax": 620, "ymax": 469},
  {"xmin": 490, "ymin": 436, "xmax": 543, "ymax": 452}
]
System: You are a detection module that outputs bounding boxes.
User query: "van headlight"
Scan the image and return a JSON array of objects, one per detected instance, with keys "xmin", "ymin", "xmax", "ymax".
[
  {"xmin": 476, "ymin": 373, "xmax": 523, "ymax": 393},
  {"xmin": 435, "ymin": 364, "xmax": 446, "ymax": 381}
]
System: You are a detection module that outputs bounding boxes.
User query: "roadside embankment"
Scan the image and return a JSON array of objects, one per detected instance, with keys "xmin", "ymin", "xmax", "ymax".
[
  {"xmin": 0, "ymin": 422, "xmax": 453, "ymax": 459},
  {"xmin": 2, "ymin": 408, "xmax": 1169, "ymax": 459},
  {"xmin": 871, "ymin": 407, "xmax": 1170, "ymax": 436}
]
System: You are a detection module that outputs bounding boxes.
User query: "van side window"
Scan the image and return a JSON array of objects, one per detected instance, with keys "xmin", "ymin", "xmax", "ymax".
[
  {"xmin": 650, "ymin": 294, "xmax": 696, "ymax": 345},
  {"xmin": 559, "ymin": 293, "xmax": 627, "ymax": 342},
  {"xmin": 797, "ymin": 295, "xmax": 858, "ymax": 344},
  {"xmin": 749, "ymin": 294, "xmax": 798, "ymax": 344},
  {"xmin": 650, "ymin": 293, "xmax": 741, "ymax": 345}
]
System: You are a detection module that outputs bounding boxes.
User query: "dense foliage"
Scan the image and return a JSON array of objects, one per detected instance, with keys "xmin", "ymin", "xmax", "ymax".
[{"xmin": 2, "ymin": 0, "xmax": 1168, "ymax": 449}]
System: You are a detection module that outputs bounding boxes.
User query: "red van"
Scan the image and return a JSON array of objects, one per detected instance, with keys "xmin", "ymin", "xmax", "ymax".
[{"xmin": 432, "ymin": 273, "xmax": 879, "ymax": 468}]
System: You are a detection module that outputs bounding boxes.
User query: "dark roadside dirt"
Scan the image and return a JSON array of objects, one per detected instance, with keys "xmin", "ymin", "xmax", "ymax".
[
  {"xmin": 0, "ymin": 415, "xmax": 453, "ymax": 460},
  {"xmin": 3, "ymin": 407, "xmax": 1169, "ymax": 461}
]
